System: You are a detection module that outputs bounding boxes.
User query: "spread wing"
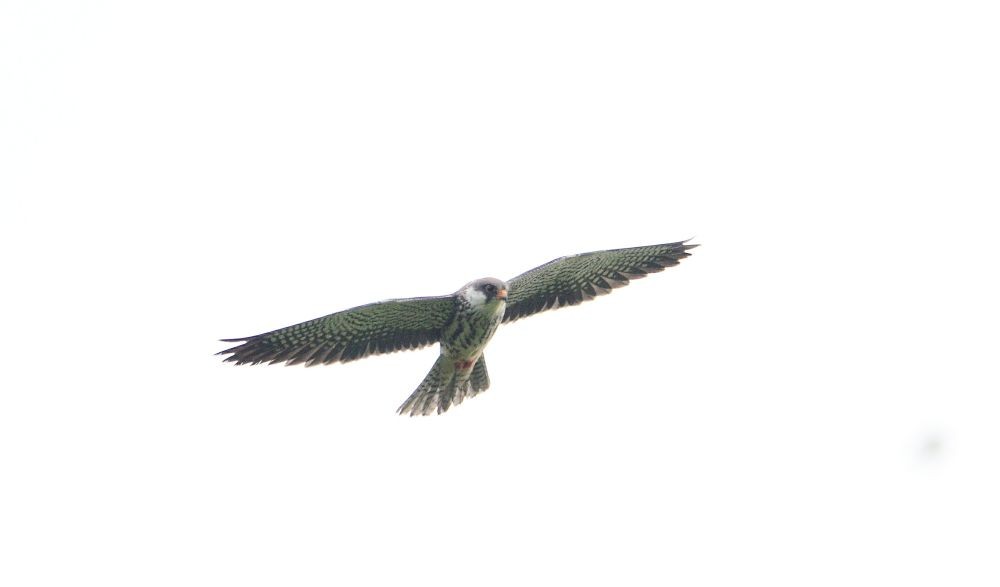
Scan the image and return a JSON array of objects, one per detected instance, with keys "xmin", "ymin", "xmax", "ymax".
[
  {"xmin": 218, "ymin": 296, "xmax": 457, "ymax": 367},
  {"xmin": 503, "ymin": 240, "xmax": 697, "ymax": 323}
]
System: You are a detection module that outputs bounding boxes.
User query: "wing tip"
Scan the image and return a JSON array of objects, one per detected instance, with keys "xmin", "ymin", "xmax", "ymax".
[
  {"xmin": 216, "ymin": 335, "xmax": 269, "ymax": 365},
  {"xmin": 660, "ymin": 238, "xmax": 698, "ymax": 260}
]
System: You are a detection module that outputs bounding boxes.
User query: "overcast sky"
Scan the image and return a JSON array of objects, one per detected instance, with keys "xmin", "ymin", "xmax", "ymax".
[{"xmin": 2, "ymin": 1, "xmax": 998, "ymax": 585}]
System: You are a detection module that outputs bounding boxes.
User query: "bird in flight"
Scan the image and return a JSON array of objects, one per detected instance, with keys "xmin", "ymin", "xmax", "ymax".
[{"xmin": 219, "ymin": 240, "xmax": 697, "ymax": 416}]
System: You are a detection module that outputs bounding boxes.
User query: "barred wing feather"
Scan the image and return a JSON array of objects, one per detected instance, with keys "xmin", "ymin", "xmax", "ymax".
[
  {"xmin": 218, "ymin": 296, "xmax": 457, "ymax": 367},
  {"xmin": 503, "ymin": 240, "xmax": 697, "ymax": 323}
]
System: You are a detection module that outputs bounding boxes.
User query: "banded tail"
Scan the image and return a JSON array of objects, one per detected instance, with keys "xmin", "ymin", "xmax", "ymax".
[{"xmin": 397, "ymin": 354, "xmax": 491, "ymax": 416}]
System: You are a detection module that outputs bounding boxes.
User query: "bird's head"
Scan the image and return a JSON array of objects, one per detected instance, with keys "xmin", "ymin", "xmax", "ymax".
[{"xmin": 460, "ymin": 277, "xmax": 509, "ymax": 309}]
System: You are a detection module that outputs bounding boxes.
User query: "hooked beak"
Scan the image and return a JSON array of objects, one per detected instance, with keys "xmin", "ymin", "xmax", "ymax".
[{"xmin": 497, "ymin": 289, "xmax": 508, "ymax": 301}]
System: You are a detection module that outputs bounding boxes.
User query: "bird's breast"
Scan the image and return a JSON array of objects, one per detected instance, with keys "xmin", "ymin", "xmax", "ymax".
[{"xmin": 442, "ymin": 305, "xmax": 504, "ymax": 358}]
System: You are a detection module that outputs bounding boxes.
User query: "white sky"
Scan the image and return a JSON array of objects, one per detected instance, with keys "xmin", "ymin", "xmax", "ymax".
[{"xmin": 2, "ymin": 1, "xmax": 998, "ymax": 585}]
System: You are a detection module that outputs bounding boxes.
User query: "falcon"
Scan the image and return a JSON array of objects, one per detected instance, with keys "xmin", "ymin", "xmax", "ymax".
[{"xmin": 219, "ymin": 240, "xmax": 697, "ymax": 415}]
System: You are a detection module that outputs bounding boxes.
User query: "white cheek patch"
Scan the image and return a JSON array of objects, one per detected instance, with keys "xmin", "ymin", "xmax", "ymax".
[{"xmin": 465, "ymin": 287, "xmax": 488, "ymax": 306}]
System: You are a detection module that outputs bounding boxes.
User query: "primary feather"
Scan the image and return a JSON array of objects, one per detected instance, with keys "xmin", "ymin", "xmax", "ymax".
[
  {"xmin": 218, "ymin": 296, "xmax": 457, "ymax": 367},
  {"xmin": 502, "ymin": 240, "xmax": 697, "ymax": 323}
]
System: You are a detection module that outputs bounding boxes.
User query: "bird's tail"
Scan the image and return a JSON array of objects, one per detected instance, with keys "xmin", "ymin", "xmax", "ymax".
[{"xmin": 397, "ymin": 354, "xmax": 491, "ymax": 416}]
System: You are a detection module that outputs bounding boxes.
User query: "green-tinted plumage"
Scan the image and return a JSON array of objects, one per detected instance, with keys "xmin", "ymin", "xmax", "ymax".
[
  {"xmin": 219, "ymin": 296, "xmax": 457, "ymax": 367},
  {"xmin": 395, "ymin": 353, "xmax": 492, "ymax": 416},
  {"xmin": 219, "ymin": 240, "xmax": 697, "ymax": 415},
  {"xmin": 503, "ymin": 240, "xmax": 697, "ymax": 323}
]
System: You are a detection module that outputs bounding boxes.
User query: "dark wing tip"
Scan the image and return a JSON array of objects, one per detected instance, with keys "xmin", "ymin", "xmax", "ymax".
[
  {"xmin": 216, "ymin": 337, "xmax": 249, "ymax": 358},
  {"xmin": 648, "ymin": 240, "xmax": 698, "ymax": 264},
  {"xmin": 216, "ymin": 335, "xmax": 271, "ymax": 364},
  {"xmin": 672, "ymin": 238, "xmax": 699, "ymax": 252},
  {"xmin": 660, "ymin": 239, "xmax": 698, "ymax": 260}
]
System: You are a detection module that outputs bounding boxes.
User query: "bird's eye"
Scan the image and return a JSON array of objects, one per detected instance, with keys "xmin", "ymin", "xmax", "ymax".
[{"xmin": 484, "ymin": 284, "xmax": 496, "ymax": 294}]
